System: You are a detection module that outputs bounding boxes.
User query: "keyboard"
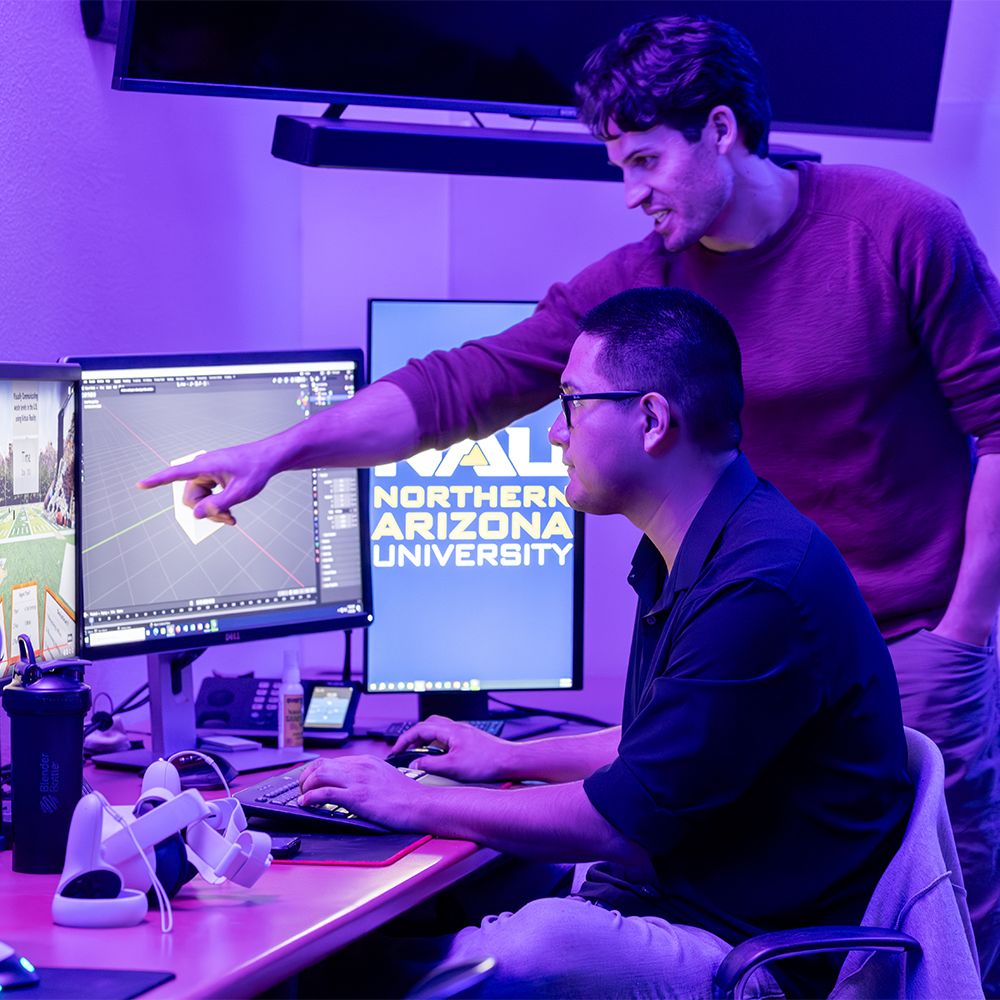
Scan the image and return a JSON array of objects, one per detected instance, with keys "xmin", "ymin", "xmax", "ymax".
[
  {"xmin": 384, "ymin": 718, "xmax": 505, "ymax": 741},
  {"xmin": 236, "ymin": 761, "xmax": 452, "ymax": 834}
]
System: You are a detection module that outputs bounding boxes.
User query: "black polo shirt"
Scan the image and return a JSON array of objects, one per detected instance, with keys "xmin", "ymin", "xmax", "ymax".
[{"xmin": 582, "ymin": 454, "xmax": 913, "ymax": 997}]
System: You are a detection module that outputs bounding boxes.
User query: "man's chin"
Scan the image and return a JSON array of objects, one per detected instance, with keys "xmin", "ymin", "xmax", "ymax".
[
  {"xmin": 565, "ymin": 489, "xmax": 616, "ymax": 517},
  {"xmin": 657, "ymin": 227, "xmax": 702, "ymax": 254}
]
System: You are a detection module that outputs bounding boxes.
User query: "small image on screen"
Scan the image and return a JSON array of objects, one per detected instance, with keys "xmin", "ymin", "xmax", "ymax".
[
  {"xmin": 0, "ymin": 379, "xmax": 77, "ymax": 668},
  {"xmin": 304, "ymin": 685, "xmax": 353, "ymax": 729}
]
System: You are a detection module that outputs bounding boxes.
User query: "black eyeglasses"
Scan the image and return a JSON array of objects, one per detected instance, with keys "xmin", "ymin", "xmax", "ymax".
[{"xmin": 559, "ymin": 391, "xmax": 646, "ymax": 429}]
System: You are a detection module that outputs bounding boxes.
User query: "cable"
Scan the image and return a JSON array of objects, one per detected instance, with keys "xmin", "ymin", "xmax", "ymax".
[
  {"xmin": 167, "ymin": 751, "xmax": 232, "ymax": 798},
  {"xmin": 486, "ymin": 694, "xmax": 613, "ymax": 729},
  {"xmin": 92, "ymin": 691, "xmax": 114, "ymax": 716},
  {"xmin": 83, "ymin": 682, "xmax": 150, "ymax": 738},
  {"xmin": 93, "ymin": 790, "xmax": 173, "ymax": 933}
]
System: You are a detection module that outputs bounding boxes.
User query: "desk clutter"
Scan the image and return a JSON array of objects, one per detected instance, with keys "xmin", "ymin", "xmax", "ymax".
[{"xmin": 53, "ymin": 757, "xmax": 271, "ymax": 930}]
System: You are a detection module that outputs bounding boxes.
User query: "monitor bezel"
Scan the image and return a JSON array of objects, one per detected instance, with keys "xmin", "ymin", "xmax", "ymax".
[
  {"xmin": 64, "ymin": 349, "xmax": 373, "ymax": 662},
  {"xmin": 0, "ymin": 361, "xmax": 82, "ymax": 666},
  {"xmin": 111, "ymin": 0, "xmax": 951, "ymax": 141},
  {"xmin": 363, "ymin": 298, "xmax": 584, "ymax": 698}
]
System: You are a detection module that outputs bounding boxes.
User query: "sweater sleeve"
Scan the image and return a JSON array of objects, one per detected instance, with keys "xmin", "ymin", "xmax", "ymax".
[
  {"xmin": 891, "ymin": 183, "xmax": 1000, "ymax": 455},
  {"xmin": 380, "ymin": 233, "xmax": 668, "ymax": 450}
]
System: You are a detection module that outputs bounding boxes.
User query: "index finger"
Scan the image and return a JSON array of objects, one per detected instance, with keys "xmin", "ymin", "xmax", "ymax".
[
  {"xmin": 136, "ymin": 461, "xmax": 202, "ymax": 490},
  {"xmin": 390, "ymin": 719, "xmax": 458, "ymax": 755}
]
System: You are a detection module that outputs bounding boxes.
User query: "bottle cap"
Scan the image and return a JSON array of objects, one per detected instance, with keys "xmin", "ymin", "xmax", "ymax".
[
  {"xmin": 1, "ymin": 636, "xmax": 91, "ymax": 714},
  {"xmin": 282, "ymin": 650, "xmax": 300, "ymax": 685}
]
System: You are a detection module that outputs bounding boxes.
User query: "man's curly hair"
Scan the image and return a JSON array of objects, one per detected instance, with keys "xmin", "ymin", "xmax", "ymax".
[{"xmin": 576, "ymin": 16, "xmax": 772, "ymax": 157}]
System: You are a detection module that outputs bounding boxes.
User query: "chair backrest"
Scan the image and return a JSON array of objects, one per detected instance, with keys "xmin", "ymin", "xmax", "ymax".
[{"xmin": 829, "ymin": 727, "xmax": 983, "ymax": 999}]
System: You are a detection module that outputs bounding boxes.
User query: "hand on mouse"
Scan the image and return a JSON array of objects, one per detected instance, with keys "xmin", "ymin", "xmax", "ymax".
[{"xmin": 388, "ymin": 716, "xmax": 511, "ymax": 783}]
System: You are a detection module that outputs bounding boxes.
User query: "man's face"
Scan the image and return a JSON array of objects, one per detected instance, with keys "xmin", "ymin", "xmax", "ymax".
[
  {"xmin": 605, "ymin": 121, "xmax": 733, "ymax": 253},
  {"xmin": 549, "ymin": 335, "xmax": 642, "ymax": 516}
]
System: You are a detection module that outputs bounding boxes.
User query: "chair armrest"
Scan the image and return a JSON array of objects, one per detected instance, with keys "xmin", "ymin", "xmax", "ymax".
[
  {"xmin": 405, "ymin": 957, "xmax": 496, "ymax": 1000},
  {"xmin": 714, "ymin": 925, "xmax": 920, "ymax": 999}
]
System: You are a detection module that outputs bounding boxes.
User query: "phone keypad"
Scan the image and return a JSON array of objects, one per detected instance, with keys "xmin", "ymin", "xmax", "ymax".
[{"xmin": 248, "ymin": 680, "xmax": 282, "ymax": 726}]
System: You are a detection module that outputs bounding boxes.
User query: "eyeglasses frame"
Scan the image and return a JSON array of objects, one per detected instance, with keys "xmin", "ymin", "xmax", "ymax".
[{"xmin": 559, "ymin": 391, "xmax": 648, "ymax": 429}]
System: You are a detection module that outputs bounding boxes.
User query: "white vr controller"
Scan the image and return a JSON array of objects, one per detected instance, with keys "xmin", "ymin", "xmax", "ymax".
[{"xmin": 53, "ymin": 758, "xmax": 272, "ymax": 929}]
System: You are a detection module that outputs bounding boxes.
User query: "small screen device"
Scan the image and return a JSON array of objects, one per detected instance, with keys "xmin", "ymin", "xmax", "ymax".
[{"xmin": 302, "ymin": 682, "xmax": 360, "ymax": 739}]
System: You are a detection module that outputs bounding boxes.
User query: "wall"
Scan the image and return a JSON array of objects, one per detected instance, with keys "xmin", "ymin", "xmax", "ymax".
[
  {"xmin": 2, "ymin": 0, "xmax": 998, "ymax": 731},
  {"xmin": 0, "ymin": 0, "xmax": 314, "ymax": 716}
]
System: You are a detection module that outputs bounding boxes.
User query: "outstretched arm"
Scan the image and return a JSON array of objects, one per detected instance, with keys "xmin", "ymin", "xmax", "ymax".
[
  {"xmin": 934, "ymin": 452, "xmax": 1000, "ymax": 645},
  {"xmin": 136, "ymin": 381, "xmax": 421, "ymax": 525}
]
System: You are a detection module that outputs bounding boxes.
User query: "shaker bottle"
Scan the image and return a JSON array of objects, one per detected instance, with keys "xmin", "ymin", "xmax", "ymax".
[{"xmin": 2, "ymin": 635, "xmax": 91, "ymax": 873}]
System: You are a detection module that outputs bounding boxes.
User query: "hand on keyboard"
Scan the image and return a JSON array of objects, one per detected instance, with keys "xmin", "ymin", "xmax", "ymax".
[
  {"xmin": 297, "ymin": 755, "xmax": 433, "ymax": 832},
  {"xmin": 388, "ymin": 715, "xmax": 512, "ymax": 784}
]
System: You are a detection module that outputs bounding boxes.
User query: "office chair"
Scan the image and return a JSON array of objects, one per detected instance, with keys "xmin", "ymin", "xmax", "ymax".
[
  {"xmin": 715, "ymin": 727, "xmax": 983, "ymax": 999},
  {"xmin": 408, "ymin": 728, "xmax": 983, "ymax": 1000}
]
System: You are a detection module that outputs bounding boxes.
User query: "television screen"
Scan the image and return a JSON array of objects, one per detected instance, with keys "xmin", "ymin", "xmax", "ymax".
[{"xmin": 115, "ymin": 0, "xmax": 951, "ymax": 139}]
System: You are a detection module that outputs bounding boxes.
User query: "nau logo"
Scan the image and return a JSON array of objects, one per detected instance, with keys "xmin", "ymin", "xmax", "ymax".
[{"xmin": 374, "ymin": 427, "xmax": 564, "ymax": 479}]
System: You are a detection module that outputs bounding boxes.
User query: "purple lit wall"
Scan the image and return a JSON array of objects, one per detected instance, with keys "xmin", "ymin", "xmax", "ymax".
[{"xmin": 1, "ymin": 0, "xmax": 998, "ymax": 723}]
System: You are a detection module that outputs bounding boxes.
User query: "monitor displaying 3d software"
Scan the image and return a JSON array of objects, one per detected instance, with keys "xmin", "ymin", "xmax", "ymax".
[
  {"xmin": 68, "ymin": 351, "xmax": 372, "ymax": 659},
  {"xmin": 366, "ymin": 300, "xmax": 582, "ymax": 710},
  {"xmin": 0, "ymin": 363, "xmax": 79, "ymax": 670}
]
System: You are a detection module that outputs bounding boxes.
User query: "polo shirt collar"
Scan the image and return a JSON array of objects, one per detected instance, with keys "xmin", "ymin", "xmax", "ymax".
[{"xmin": 629, "ymin": 452, "xmax": 758, "ymax": 614}]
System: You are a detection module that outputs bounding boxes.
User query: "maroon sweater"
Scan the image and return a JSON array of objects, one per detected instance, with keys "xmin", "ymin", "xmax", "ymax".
[{"xmin": 384, "ymin": 162, "xmax": 1000, "ymax": 636}]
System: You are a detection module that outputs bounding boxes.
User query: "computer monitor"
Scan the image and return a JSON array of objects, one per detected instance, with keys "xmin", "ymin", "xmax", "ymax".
[
  {"xmin": 366, "ymin": 300, "xmax": 583, "ymax": 720},
  {"xmin": 65, "ymin": 350, "xmax": 373, "ymax": 767},
  {"xmin": 0, "ymin": 363, "xmax": 80, "ymax": 672}
]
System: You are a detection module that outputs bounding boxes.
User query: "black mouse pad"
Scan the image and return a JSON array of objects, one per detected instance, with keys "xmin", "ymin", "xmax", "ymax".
[
  {"xmin": 271, "ymin": 832, "xmax": 432, "ymax": 866},
  {"xmin": 26, "ymin": 969, "xmax": 174, "ymax": 999}
]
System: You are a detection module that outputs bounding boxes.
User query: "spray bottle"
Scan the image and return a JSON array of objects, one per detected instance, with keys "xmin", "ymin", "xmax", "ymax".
[{"xmin": 277, "ymin": 651, "xmax": 304, "ymax": 752}]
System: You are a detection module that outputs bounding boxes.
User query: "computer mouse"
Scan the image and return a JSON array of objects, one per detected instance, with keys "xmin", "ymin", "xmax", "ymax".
[
  {"xmin": 169, "ymin": 751, "xmax": 238, "ymax": 790},
  {"xmin": 0, "ymin": 941, "xmax": 40, "ymax": 989},
  {"xmin": 386, "ymin": 745, "xmax": 448, "ymax": 769}
]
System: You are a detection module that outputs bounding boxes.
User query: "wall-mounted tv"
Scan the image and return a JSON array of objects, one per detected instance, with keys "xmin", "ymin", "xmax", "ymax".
[{"xmin": 113, "ymin": 0, "xmax": 951, "ymax": 140}]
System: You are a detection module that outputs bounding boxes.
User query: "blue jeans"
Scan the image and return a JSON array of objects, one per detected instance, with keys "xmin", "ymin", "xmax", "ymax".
[
  {"xmin": 888, "ymin": 628, "xmax": 1000, "ymax": 991},
  {"xmin": 438, "ymin": 895, "xmax": 783, "ymax": 999}
]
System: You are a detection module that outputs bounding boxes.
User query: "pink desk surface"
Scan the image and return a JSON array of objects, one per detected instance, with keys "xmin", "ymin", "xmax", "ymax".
[{"xmin": 0, "ymin": 753, "xmax": 501, "ymax": 999}]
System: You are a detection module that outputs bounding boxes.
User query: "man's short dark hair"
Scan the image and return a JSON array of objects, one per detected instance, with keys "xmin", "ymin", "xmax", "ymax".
[
  {"xmin": 576, "ymin": 16, "xmax": 771, "ymax": 157},
  {"xmin": 579, "ymin": 287, "xmax": 743, "ymax": 452}
]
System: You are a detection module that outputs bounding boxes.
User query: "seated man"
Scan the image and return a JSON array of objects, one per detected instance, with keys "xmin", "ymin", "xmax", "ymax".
[{"xmin": 299, "ymin": 287, "xmax": 914, "ymax": 999}]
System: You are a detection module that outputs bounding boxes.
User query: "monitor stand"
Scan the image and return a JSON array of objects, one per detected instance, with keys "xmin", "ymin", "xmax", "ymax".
[
  {"xmin": 92, "ymin": 651, "xmax": 316, "ymax": 773},
  {"xmin": 418, "ymin": 690, "xmax": 489, "ymax": 721}
]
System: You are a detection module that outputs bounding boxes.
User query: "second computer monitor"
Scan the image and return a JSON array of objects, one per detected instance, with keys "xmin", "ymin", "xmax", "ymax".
[
  {"xmin": 0, "ymin": 363, "xmax": 79, "ymax": 670},
  {"xmin": 366, "ymin": 300, "xmax": 583, "ymax": 716}
]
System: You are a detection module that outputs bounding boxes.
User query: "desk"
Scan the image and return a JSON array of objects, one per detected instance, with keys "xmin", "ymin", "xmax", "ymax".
[{"xmin": 0, "ymin": 751, "xmax": 501, "ymax": 999}]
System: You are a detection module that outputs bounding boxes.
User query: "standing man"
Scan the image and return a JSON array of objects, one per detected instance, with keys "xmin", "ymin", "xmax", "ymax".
[
  {"xmin": 140, "ymin": 15, "xmax": 1000, "ymax": 985},
  {"xmin": 297, "ymin": 288, "xmax": 917, "ymax": 1000}
]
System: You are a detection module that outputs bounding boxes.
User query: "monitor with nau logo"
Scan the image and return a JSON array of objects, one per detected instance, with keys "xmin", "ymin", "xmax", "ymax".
[{"xmin": 366, "ymin": 300, "xmax": 583, "ymax": 719}]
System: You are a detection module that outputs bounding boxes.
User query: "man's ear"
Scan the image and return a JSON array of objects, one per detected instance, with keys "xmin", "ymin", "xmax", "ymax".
[
  {"xmin": 705, "ymin": 105, "xmax": 739, "ymax": 156},
  {"xmin": 640, "ymin": 393, "xmax": 675, "ymax": 455}
]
